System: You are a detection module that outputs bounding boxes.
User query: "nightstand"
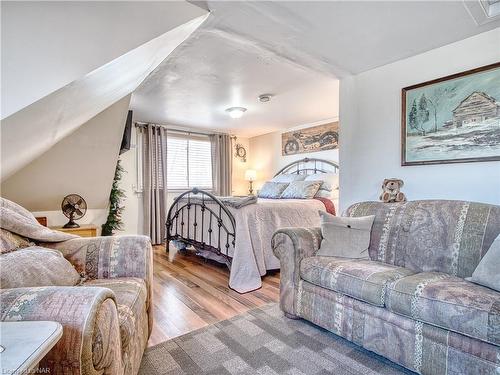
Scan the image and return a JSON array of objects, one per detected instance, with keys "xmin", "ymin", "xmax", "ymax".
[{"xmin": 50, "ymin": 224, "xmax": 98, "ymax": 237}]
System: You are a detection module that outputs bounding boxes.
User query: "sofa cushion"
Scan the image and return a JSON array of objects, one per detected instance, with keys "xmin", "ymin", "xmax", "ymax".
[
  {"xmin": 387, "ymin": 272, "xmax": 500, "ymax": 345},
  {"xmin": 300, "ymin": 256, "xmax": 415, "ymax": 307},
  {"xmin": 0, "ymin": 197, "xmax": 37, "ymax": 223},
  {"xmin": 0, "ymin": 246, "xmax": 81, "ymax": 288},
  {"xmin": 84, "ymin": 278, "xmax": 147, "ymax": 351},
  {"xmin": 0, "ymin": 206, "xmax": 76, "ymax": 242},
  {"xmin": 0, "ymin": 228, "xmax": 32, "ymax": 254},
  {"xmin": 345, "ymin": 200, "xmax": 500, "ymax": 278}
]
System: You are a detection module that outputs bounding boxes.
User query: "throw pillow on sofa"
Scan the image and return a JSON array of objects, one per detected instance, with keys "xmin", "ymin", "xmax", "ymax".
[
  {"xmin": 466, "ymin": 234, "xmax": 500, "ymax": 292},
  {"xmin": 316, "ymin": 211, "xmax": 375, "ymax": 259},
  {"xmin": 0, "ymin": 246, "xmax": 81, "ymax": 288}
]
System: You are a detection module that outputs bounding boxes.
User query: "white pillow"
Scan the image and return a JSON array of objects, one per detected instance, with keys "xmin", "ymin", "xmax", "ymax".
[
  {"xmin": 466, "ymin": 234, "xmax": 500, "ymax": 292},
  {"xmin": 304, "ymin": 173, "xmax": 339, "ymax": 191},
  {"xmin": 271, "ymin": 174, "xmax": 307, "ymax": 183},
  {"xmin": 316, "ymin": 211, "xmax": 375, "ymax": 259},
  {"xmin": 315, "ymin": 189, "xmax": 339, "ymax": 200}
]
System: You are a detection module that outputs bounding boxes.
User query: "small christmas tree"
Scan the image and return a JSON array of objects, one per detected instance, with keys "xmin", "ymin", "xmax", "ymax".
[{"xmin": 101, "ymin": 159, "xmax": 126, "ymax": 236}]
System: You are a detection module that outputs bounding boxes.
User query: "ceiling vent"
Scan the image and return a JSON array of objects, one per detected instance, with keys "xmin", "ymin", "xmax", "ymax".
[
  {"xmin": 258, "ymin": 94, "xmax": 273, "ymax": 103},
  {"xmin": 463, "ymin": 0, "xmax": 500, "ymax": 25}
]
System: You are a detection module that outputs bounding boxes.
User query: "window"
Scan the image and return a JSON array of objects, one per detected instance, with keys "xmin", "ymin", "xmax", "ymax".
[{"xmin": 166, "ymin": 134, "xmax": 213, "ymax": 190}]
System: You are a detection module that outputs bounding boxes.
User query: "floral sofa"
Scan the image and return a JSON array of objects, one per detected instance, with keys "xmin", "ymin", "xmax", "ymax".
[
  {"xmin": 0, "ymin": 198, "xmax": 153, "ymax": 375},
  {"xmin": 272, "ymin": 200, "xmax": 500, "ymax": 375}
]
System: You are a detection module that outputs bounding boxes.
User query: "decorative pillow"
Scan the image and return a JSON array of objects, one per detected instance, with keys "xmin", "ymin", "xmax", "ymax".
[
  {"xmin": 271, "ymin": 174, "xmax": 307, "ymax": 183},
  {"xmin": 466, "ymin": 234, "xmax": 500, "ymax": 292},
  {"xmin": 0, "ymin": 228, "xmax": 33, "ymax": 254},
  {"xmin": 304, "ymin": 173, "xmax": 339, "ymax": 192},
  {"xmin": 315, "ymin": 189, "xmax": 339, "ymax": 200},
  {"xmin": 316, "ymin": 211, "xmax": 375, "ymax": 259},
  {"xmin": 0, "ymin": 197, "xmax": 37, "ymax": 223},
  {"xmin": 280, "ymin": 180, "xmax": 322, "ymax": 199},
  {"xmin": 0, "ymin": 206, "xmax": 76, "ymax": 242},
  {"xmin": 0, "ymin": 246, "xmax": 81, "ymax": 288},
  {"xmin": 258, "ymin": 182, "xmax": 289, "ymax": 199}
]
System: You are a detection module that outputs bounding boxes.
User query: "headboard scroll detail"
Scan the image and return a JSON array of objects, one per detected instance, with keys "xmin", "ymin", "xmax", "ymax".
[{"xmin": 274, "ymin": 158, "xmax": 339, "ymax": 177}]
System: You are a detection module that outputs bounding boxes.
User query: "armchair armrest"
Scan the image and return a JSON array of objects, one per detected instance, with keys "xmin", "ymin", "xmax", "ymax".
[
  {"xmin": 1, "ymin": 286, "xmax": 123, "ymax": 374},
  {"xmin": 44, "ymin": 235, "xmax": 154, "ymax": 333},
  {"xmin": 272, "ymin": 227, "xmax": 322, "ymax": 317}
]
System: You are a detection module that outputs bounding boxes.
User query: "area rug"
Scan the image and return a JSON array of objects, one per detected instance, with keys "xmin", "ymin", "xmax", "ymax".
[{"xmin": 139, "ymin": 304, "xmax": 415, "ymax": 375}]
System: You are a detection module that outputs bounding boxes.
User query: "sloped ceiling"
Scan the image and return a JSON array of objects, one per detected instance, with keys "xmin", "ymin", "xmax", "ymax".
[
  {"xmin": 1, "ymin": 8, "xmax": 209, "ymax": 182},
  {"xmin": 1, "ymin": 1, "xmax": 207, "ymax": 119},
  {"xmin": 1, "ymin": 95, "xmax": 132, "ymax": 211},
  {"xmin": 131, "ymin": 1, "xmax": 500, "ymax": 137}
]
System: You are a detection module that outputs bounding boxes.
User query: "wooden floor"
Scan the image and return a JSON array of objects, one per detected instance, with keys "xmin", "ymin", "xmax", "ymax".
[{"xmin": 148, "ymin": 245, "xmax": 280, "ymax": 347}]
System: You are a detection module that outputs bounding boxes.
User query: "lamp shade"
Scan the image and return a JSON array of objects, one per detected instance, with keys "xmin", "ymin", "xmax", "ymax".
[{"xmin": 245, "ymin": 169, "xmax": 257, "ymax": 181}]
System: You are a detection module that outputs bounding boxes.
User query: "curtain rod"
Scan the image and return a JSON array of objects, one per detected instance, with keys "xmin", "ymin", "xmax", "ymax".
[{"xmin": 134, "ymin": 121, "xmax": 233, "ymax": 138}]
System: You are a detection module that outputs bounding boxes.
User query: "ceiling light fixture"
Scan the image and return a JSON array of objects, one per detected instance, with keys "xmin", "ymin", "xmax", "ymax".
[
  {"xmin": 258, "ymin": 94, "xmax": 273, "ymax": 103},
  {"xmin": 226, "ymin": 107, "xmax": 247, "ymax": 119}
]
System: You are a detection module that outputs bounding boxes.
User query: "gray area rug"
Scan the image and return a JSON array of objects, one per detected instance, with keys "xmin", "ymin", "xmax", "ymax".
[{"xmin": 140, "ymin": 304, "xmax": 415, "ymax": 375}]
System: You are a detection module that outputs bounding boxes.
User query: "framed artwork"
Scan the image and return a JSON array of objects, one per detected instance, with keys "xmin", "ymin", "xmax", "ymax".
[
  {"xmin": 282, "ymin": 121, "xmax": 339, "ymax": 156},
  {"xmin": 401, "ymin": 62, "xmax": 500, "ymax": 166}
]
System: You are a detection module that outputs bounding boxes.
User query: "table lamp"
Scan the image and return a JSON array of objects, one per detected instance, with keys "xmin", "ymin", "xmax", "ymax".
[{"xmin": 245, "ymin": 169, "xmax": 257, "ymax": 196}]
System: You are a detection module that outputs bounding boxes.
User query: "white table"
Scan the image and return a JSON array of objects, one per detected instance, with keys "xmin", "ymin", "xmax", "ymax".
[{"xmin": 0, "ymin": 321, "xmax": 63, "ymax": 375}]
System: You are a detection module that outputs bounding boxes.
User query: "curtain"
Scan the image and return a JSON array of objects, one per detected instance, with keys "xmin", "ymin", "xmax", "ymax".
[
  {"xmin": 210, "ymin": 133, "xmax": 233, "ymax": 196},
  {"xmin": 140, "ymin": 124, "xmax": 168, "ymax": 245}
]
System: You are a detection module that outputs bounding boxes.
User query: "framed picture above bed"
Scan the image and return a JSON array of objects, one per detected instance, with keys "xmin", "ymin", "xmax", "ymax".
[
  {"xmin": 282, "ymin": 121, "xmax": 339, "ymax": 156},
  {"xmin": 401, "ymin": 62, "xmax": 500, "ymax": 166}
]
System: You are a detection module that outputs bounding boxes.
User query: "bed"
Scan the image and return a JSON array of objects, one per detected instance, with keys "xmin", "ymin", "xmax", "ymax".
[{"xmin": 165, "ymin": 157, "xmax": 339, "ymax": 293}]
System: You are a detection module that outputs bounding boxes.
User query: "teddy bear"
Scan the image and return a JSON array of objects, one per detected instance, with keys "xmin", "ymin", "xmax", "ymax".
[{"xmin": 379, "ymin": 178, "xmax": 406, "ymax": 203}]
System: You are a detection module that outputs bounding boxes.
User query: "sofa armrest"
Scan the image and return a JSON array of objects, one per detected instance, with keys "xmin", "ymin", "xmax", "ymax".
[
  {"xmin": 272, "ymin": 227, "xmax": 322, "ymax": 316},
  {"xmin": 43, "ymin": 235, "xmax": 154, "ymax": 334},
  {"xmin": 1, "ymin": 286, "xmax": 123, "ymax": 374}
]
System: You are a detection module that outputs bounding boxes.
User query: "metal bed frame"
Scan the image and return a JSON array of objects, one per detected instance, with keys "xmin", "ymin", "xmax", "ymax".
[{"xmin": 165, "ymin": 157, "xmax": 339, "ymax": 263}]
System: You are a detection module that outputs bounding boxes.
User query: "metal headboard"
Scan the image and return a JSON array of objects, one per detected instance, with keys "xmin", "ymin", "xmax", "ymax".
[{"xmin": 274, "ymin": 158, "xmax": 339, "ymax": 177}]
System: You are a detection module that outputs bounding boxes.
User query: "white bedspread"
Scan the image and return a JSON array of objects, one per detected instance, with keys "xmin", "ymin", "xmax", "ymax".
[{"xmin": 169, "ymin": 198, "xmax": 328, "ymax": 293}]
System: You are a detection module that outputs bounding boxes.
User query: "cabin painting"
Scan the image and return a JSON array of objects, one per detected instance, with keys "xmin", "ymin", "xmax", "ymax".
[
  {"xmin": 451, "ymin": 92, "xmax": 500, "ymax": 127},
  {"xmin": 402, "ymin": 63, "xmax": 500, "ymax": 165}
]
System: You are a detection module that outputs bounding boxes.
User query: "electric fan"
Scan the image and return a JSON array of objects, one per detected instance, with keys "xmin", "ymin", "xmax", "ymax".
[{"xmin": 61, "ymin": 194, "xmax": 87, "ymax": 228}]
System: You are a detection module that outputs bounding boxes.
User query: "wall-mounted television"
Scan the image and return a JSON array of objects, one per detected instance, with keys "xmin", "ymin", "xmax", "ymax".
[{"xmin": 119, "ymin": 110, "xmax": 133, "ymax": 155}]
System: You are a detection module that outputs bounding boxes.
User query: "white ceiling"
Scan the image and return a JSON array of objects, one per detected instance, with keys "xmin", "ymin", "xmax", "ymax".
[{"xmin": 131, "ymin": 1, "xmax": 500, "ymax": 138}]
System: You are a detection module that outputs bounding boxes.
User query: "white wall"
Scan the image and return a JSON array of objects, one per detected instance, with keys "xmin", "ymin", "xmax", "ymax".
[
  {"xmin": 1, "ymin": 95, "xmax": 131, "ymax": 211},
  {"xmin": 232, "ymin": 137, "xmax": 251, "ymax": 196},
  {"xmin": 249, "ymin": 119, "xmax": 339, "ymax": 190},
  {"xmin": 339, "ymin": 29, "xmax": 500, "ymax": 211}
]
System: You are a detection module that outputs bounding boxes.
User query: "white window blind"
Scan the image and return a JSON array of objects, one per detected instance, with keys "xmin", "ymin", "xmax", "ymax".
[{"xmin": 167, "ymin": 134, "xmax": 213, "ymax": 190}]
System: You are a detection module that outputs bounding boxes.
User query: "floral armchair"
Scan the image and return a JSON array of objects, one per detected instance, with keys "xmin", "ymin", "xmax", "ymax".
[{"xmin": 0, "ymin": 198, "xmax": 153, "ymax": 375}]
